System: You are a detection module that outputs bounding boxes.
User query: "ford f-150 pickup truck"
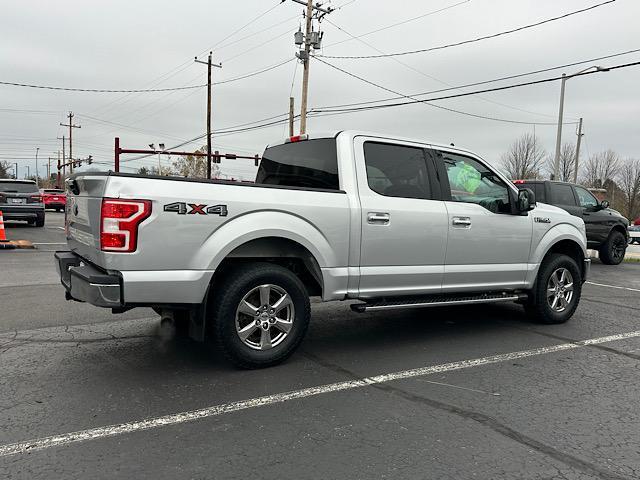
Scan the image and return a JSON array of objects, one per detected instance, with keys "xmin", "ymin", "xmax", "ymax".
[{"xmin": 56, "ymin": 131, "xmax": 590, "ymax": 368}]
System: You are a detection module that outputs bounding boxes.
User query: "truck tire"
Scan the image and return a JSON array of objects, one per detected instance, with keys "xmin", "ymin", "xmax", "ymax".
[
  {"xmin": 527, "ymin": 254, "xmax": 582, "ymax": 324},
  {"xmin": 35, "ymin": 213, "xmax": 45, "ymax": 227},
  {"xmin": 211, "ymin": 263, "xmax": 311, "ymax": 369},
  {"xmin": 599, "ymin": 230, "xmax": 626, "ymax": 265}
]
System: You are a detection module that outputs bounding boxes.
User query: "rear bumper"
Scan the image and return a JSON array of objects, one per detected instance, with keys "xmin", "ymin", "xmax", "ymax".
[
  {"xmin": 0, "ymin": 205, "xmax": 44, "ymax": 220},
  {"xmin": 55, "ymin": 251, "xmax": 213, "ymax": 307},
  {"xmin": 44, "ymin": 202, "xmax": 65, "ymax": 209},
  {"xmin": 55, "ymin": 251, "xmax": 122, "ymax": 308}
]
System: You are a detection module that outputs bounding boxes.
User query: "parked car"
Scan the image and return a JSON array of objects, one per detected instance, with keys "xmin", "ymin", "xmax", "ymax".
[
  {"xmin": 514, "ymin": 180, "xmax": 628, "ymax": 265},
  {"xmin": 629, "ymin": 225, "xmax": 640, "ymax": 245},
  {"xmin": 40, "ymin": 188, "xmax": 66, "ymax": 212},
  {"xmin": 0, "ymin": 179, "xmax": 45, "ymax": 227},
  {"xmin": 56, "ymin": 131, "xmax": 589, "ymax": 368}
]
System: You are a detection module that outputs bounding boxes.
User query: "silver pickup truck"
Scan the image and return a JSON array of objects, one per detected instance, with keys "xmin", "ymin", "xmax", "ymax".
[{"xmin": 56, "ymin": 131, "xmax": 590, "ymax": 368}]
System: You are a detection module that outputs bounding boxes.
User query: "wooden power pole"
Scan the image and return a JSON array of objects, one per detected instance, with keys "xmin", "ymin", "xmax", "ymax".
[
  {"xmin": 289, "ymin": 97, "xmax": 295, "ymax": 137},
  {"xmin": 60, "ymin": 112, "xmax": 81, "ymax": 174},
  {"xmin": 195, "ymin": 52, "xmax": 222, "ymax": 179}
]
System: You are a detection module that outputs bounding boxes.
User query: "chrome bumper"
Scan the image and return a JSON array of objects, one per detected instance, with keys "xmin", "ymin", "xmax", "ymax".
[{"xmin": 55, "ymin": 251, "xmax": 122, "ymax": 308}]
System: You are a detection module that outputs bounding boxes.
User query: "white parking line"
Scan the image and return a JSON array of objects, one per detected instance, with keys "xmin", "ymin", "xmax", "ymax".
[
  {"xmin": 586, "ymin": 281, "xmax": 640, "ymax": 293},
  {"xmin": 33, "ymin": 243, "xmax": 67, "ymax": 245},
  {"xmin": 1, "ymin": 329, "xmax": 640, "ymax": 457}
]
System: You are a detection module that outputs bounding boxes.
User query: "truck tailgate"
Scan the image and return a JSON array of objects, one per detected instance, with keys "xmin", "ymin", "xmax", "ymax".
[{"xmin": 65, "ymin": 176, "xmax": 109, "ymax": 265}]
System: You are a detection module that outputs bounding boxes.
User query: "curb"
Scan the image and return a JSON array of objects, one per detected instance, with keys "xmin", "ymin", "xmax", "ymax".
[{"xmin": 0, "ymin": 240, "xmax": 34, "ymax": 250}]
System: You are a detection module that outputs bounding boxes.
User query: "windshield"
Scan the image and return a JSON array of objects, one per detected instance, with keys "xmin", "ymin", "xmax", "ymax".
[{"xmin": 0, "ymin": 181, "xmax": 38, "ymax": 193}]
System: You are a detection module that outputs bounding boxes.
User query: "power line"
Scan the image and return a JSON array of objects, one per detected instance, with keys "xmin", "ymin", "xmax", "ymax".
[
  {"xmin": 212, "ymin": 1, "xmax": 286, "ymax": 50},
  {"xmin": 314, "ymin": 47, "xmax": 640, "ymax": 110},
  {"xmin": 324, "ymin": 17, "xmax": 562, "ymax": 120},
  {"xmin": 323, "ymin": 0, "xmax": 472, "ymax": 49},
  {"xmin": 313, "ymin": 56, "xmax": 569, "ymax": 125},
  {"xmin": 0, "ymin": 80, "xmax": 206, "ymax": 93},
  {"xmin": 311, "ymin": 60, "xmax": 640, "ymax": 118},
  {"xmin": 320, "ymin": 0, "xmax": 616, "ymax": 59}
]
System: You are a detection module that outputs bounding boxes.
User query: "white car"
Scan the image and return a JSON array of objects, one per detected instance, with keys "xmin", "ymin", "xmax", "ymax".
[{"xmin": 629, "ymin": 225, "xmax": 640, "ymax": 244}]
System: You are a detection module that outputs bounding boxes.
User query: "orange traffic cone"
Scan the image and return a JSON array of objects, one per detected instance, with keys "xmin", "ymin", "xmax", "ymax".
[{"xmin": 0, "ymin": 211, "xmax": 8, "ymax": 242}]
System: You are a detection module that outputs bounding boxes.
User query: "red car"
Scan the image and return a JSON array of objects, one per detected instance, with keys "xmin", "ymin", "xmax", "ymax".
[{"xmin": 40, "ymin": 188, "xmax": 66, "ymax": 212}]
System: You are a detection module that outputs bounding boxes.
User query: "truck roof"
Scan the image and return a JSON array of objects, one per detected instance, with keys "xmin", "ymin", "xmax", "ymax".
[{"xmin": 266, "ymin": 130, "xmax": 480, "ymax": 158}]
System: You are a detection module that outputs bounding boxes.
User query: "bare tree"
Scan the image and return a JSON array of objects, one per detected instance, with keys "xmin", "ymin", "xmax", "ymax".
[
  {"xmin": 618, "ymin": 158, "xmax": 640, "ymax": 220},
  {"xmin": 172, "ymin": 147, "xmax": 219, "ymax": 178},
  {"xmin": 0, "ymin": 160, "xmax": 11, "ymax": 179},
  {"xmin": 501, "ymin": 133, "xmax": 546, "ymax": 179},
  {"xmin": 546, "ymin": 142, "xmax": 575, "ymax": 181},
  {"xmin": 582, "ymin": 150, "xmax": 620, "ymax": 188}
]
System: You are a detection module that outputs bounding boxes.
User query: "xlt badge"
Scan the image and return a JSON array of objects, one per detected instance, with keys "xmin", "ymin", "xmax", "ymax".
[{"xmin": 535, "ymin": 217, "xmax": 551, "ymax": 224}]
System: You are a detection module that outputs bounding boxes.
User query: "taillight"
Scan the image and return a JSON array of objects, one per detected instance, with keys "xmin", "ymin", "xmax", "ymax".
[
  {"xmin": 100, "ymin": 198, "xmax": 151, "ymax": 252},
  {"xmin": 31, "ymin": 195, "xmax": 43, "ymax": 202}
]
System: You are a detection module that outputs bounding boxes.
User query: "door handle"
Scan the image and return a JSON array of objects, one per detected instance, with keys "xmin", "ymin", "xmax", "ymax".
[
  {"xmin": 367, "ymin": 212, "xmax": 390, "ymax": 225},
  {"xmin": 452, "ymin": 216, "xmax": 471, "ymax": 228}
]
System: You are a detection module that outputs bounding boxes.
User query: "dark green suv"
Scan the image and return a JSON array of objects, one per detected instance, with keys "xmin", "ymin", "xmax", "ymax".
[{"xmin": 515, "ymin": 180, "xmax": 629, "ymax": 265}]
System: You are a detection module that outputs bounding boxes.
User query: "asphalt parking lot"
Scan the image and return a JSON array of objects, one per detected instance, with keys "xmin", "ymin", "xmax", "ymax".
[{"xmin": 1, "ymin": 211, "xmax": 640, "ymax": 479}]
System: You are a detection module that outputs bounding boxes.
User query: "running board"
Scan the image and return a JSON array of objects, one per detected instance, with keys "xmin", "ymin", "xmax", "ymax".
[{"xmin": 350, "ymin": 292, "xmax": 528, "ymax": 313}]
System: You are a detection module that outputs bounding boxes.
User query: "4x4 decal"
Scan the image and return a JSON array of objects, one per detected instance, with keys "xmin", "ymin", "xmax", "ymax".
[{"xmin": 164, "ymin": 202, "xmax": 228, "ymax": 216}]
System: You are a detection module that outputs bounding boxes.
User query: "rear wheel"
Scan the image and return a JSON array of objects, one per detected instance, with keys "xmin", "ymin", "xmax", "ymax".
[
  {"xmin": 599, "ymin": 230, "xmax": 626, "ymax": 265},
  {"xmin": 34, "ymin": 212, "xmax": 45, "ymax": 227},
  {"xmin": 210, "ymin": 263, "xmax": 310, "ymax": 369},
  {"xmin": 526, "ymin": 254, "xmax": 582, "ymax": 324}
]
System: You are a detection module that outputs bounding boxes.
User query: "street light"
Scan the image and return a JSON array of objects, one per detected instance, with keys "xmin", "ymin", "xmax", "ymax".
[
  {"xmin": 553, "ymin": 65, "xmax": 610, "ymax": 180},
  {"xmin": 35, "ymin": 147, "xmax": 40, "ymax": 187}
]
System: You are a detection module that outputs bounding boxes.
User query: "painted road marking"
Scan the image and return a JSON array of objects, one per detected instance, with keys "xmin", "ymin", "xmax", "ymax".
[
  {"xmin": 33, "ymin": 243, "xmax": 67, "ymax": 245},
  {"xmin": 587, "ymin": 281, "xmax": 640, "ymax": 293},
  {"xmin": 1, "ymin": 329, "xmax": 640, "ymax": 457}
]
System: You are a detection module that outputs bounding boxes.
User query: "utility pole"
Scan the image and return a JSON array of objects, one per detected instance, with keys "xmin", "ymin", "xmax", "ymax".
[
  {"xmin": 56, "ymin": 150, "xmax": 61, "ymax": 187},
  {"xmin": 195, "ymin": 52, "xmax": 222, "ymax": 179},
  {"xmin": 57, "ymin": 136, "xmax": 66, "ymax": 178},
  {"xmin": 573, "ymin": 117, "xmax": 583, "ymax": 184},
  {"xmin": 553, "ymin": 74, "xmax": 567, "ymax": 180},
  {"xmin": 60, "ymin": 112, "xmax": 81, "ymax": 174},
  {"xmin": 47, "ymin": 157, "xmax": 51, "ymax": 181},
  {"xmin": 35, "ymin": 147, "xmax": 40, "ymax": 187},
  {"xmin": 289, "ymin": 97, "xmax": 295, "ymax": 136},
  {"xmin": 294, "ymin": 0, "xmax": 331, "ymax": 135}
]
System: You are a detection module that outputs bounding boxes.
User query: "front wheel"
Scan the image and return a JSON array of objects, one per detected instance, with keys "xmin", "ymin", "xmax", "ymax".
[
  {"xmin": 599, "ymin": 230, "xmax": 626, "ymax": 265},
  {"xmin": 526, "ymin": 254, "xmax": 582, "ymax": 324},
  {"xmin": 211, "ymin": 263, "xmax": 310, "ymax": 369}
]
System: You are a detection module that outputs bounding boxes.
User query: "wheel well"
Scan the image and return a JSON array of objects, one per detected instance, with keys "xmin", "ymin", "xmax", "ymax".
[
  {"xmin": 610, "ymin": 225, "xmax": 628, "ymax": 238},
  {"xmin": 545, "ymin": 239, "xmax": 586, "ymax": 276},
  {"xmin": 211, "ymin": 237, "xmax": 323, "ymax": 297}
]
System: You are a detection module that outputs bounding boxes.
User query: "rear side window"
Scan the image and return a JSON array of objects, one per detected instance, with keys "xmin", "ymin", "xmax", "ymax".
[
  {"xmin": 256, "ymin": 139, "xmax": 339, "ymax": 190},
  {"xmin": 363, "ymin": 142, "xmax": 431, "ymax": 200},
  {"xmin": 0, "ymin": 181, "xmax": 38, "ymax": 193},
  {"xmin": 550, "ymin": 184, "xmax": 577, "ymax": 206},
  {"xmin": 516, "ymin": 183, "xmax": 546, "ymax": 202}
]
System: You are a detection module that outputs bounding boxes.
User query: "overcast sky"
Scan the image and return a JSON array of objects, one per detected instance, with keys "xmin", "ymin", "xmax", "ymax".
[{"xmin": 1, "ymin": 0, "xmax": 639, "ymax": 181}]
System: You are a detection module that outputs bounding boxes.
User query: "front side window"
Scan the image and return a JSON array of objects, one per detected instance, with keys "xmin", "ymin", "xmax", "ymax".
[
  {"xmin": 438, "ymin": 151, "xmax": 511, "ymax": 213},
  {"xmin": 575, "ymin": 186, "xmax": 598, "ymax": 208},
  {"xmin": 550, "ymin": 184, "xmax": 577, "ymax": 206},
  {"xmin": 257, "ymin": 138, "xmax": 339, "ymax": 190},
  {"xmin": 363, "ymin": 142, "xmax": 431, "ymax": 200}
]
